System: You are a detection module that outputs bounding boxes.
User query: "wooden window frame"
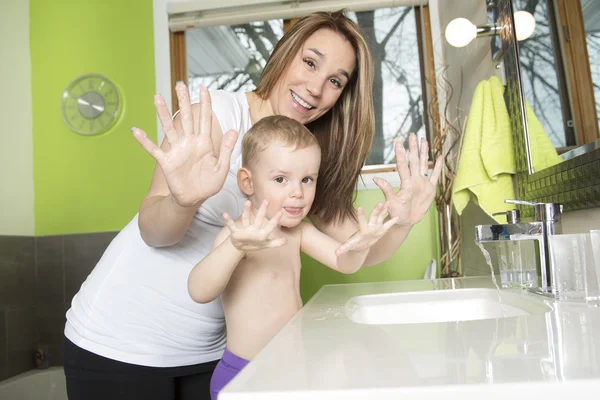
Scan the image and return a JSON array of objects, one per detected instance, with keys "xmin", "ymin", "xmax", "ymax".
[
  {"xmin": 555, "ymin": 0, "xmax": 599, "ymax": 146},
  {"xmin": 170, "ymin": 30, "xmax": 187, "ymax": 113}
]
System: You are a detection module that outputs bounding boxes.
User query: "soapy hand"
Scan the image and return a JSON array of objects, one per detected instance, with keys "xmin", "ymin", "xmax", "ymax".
[
  {"xmin": 224, "ymin": 200, "xmax": 288, "ymax": 252},
  {"xmin": 336, "ymin": 202, "xmax": 400, "ymax": 255},
  {"xmin": 131, "ymin": 83, "xmax": 239, "ymax": 208},
  {"xmin": 373, "ymin": 134, "xmax": 443, "ymax": 227}
]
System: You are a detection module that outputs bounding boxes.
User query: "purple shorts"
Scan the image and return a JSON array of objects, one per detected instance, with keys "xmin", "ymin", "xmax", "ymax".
[{"xmin": 210, "ymin": 348, "xmax": 249, "ymax": 400}]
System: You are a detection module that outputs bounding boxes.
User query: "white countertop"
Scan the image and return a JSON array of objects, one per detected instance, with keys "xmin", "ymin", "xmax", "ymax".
[{"xmin": 221, "ymin": 277, "xmax": 600, "ymax": 399}]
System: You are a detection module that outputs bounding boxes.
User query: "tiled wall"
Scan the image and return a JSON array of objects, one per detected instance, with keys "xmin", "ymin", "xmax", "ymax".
[
  {"xmin": 516, "ymin": 147, "xmax": 600, "ymax": 217},
  {"xmin": 0, "ymin": 232, "xmax": 117, "ymax": 381}
]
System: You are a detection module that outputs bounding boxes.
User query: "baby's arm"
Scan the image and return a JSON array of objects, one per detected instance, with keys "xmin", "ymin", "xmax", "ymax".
[
  {"xmin": 187, "ymin": 226, "xmax": 244, "ymax": 303},
  {"xmin": 187, "ymin": 200, "xmax": 286, "ymax": 303},
  {"xmin": 300, "ymin": 203, "xmax": 399, "ymax": 274}
]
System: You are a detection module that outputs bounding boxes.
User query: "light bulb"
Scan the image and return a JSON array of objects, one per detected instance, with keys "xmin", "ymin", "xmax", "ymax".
[
  {"xmin": 445, "ymin": 18, "xmax": 477, "ymax": 48},
  {"xmin": 514, "ymin": 11, "xmax": 536, "ymax": 41}
]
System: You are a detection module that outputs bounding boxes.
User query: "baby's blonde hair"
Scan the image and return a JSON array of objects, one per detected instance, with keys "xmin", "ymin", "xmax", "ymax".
[{"xmin": 242, "ymin": 115, "xmax": 320, "ymax": 168}]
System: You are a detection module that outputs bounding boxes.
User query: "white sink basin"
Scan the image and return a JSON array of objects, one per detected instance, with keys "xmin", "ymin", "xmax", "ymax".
[{"xmin": 346, "ymin": 288, "xmax": 552, "ymax": 325}]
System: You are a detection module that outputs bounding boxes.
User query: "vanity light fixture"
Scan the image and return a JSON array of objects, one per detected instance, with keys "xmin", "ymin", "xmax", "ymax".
[
  {"xmin": 445, "ymin": 10, "xmax": 535, "ymax": 48},
  {"xmin": 513, "ymin": 10, "xmax": 536, "ymax": 41}
]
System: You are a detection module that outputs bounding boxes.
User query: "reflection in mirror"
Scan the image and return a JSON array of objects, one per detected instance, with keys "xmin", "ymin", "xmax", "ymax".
[
  {"xmin": 515, "ymin": 0, "xmax": 600, "ymax": 172},
  {"xmin": 516, "ymin": 0, "xmax": 571, "ymax": 148},
  {"xmin": 497, "ymin": 0, "xmax": 600, "ymax": 215}
]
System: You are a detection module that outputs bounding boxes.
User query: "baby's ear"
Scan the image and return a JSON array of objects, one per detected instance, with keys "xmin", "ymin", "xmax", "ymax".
[{"xmin": 237, "ymin": 168, "xmax": 254, "ymax": 196}]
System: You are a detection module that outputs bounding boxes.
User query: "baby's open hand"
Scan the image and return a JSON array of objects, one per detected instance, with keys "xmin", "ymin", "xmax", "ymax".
[
  {"xmin": 335, "ymin": 202, "xmax": 400, "ymax": 256},
  {"xmin": 224, "ymin": 200, "xmax": 287, "ymax": 252}
]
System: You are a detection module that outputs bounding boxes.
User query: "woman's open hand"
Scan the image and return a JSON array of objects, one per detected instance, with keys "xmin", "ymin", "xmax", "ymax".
[
  {"xmin": 224, "ymin": 200, "xmax": 288, "ymax": 252},
  {"xmin": 373, "ymin": 134, "xmax": 443, "ymax": 227},
  {"xmin": 336, "ymin": 203, "xmax": 400, "ymax": 255},
  {"xmin": 132, "ymin": 83, "xmax": 239, "ymax": 208}
]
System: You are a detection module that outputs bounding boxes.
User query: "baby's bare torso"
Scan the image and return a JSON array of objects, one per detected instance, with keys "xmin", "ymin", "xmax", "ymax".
[{"xmin": 221, "ymin": 225, "xmax": 303, "ymax": 360}]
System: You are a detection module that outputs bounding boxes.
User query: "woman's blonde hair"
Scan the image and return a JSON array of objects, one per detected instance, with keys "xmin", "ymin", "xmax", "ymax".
[
  {"xmin": 254, "ymin": 10, "xmax": 375, "ymax": 224},
  {"xmin": 242, "ymin": 115, "xmax": 320, "ymax": 168}
]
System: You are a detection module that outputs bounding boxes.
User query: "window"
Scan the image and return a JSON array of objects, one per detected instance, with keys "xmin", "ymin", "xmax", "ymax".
[
  {"xmin": 187, "ymin": 21, "xmax": 283, "ymax": 96},
  {"xmin": 184, "ymin": 7, "xmax": 428, "ymax": 167}
]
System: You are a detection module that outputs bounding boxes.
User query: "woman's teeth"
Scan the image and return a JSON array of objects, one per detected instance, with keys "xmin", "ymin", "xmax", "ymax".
[{"xmin": 291, "ymin": 92, "xmax": 313, "ymax": 110}]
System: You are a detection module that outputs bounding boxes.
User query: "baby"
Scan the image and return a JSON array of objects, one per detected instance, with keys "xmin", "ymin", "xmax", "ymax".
[{"xmin": 187, "ymin": 115, "xmax": 398, "ymax": 399}]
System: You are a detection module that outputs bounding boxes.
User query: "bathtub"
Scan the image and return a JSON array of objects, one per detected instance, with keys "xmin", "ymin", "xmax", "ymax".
[{"xmin": 0, "ymin": 367, "xmax": 67, "ymax": 400}]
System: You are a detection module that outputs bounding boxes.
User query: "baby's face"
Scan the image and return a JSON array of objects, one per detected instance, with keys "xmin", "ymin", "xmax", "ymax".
[{"xmin": 248, "ymin": 141, "xmax": 321, "ymax": 228}]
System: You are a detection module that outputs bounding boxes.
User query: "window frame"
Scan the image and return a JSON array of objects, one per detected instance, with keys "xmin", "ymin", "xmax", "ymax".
[{"xmin": 554, "ymin": 0, "xmax": 599, "ymax": 148}]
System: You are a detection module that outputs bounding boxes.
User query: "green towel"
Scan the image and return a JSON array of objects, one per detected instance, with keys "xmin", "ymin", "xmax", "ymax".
[
  {"xmin": 452, "ymin": 76, "xmax": 562, "ymax": 223},
  {"xmin": 525, "ymin": 102, "xmax": 563, "ymax": 171},
  {"xmin": 453, "ymin": 76, "xmax": 516, "ymax": 223}
]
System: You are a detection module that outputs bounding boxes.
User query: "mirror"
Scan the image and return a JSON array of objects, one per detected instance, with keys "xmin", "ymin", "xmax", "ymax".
[
  {"xmin": 435, "ymin": 0, "xmax": 599, "ymax": 278},
  {"xmin": 515, "ymin": 0, "xmax": 599, "ymax": 170},
  {"xmin": 499, "ymin": 0, "xmax": 600, "ymax": 216}
]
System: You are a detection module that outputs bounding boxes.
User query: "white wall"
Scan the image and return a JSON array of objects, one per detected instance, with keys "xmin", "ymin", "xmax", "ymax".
[
  {"xmin": 436, "ymin": 0, "xmax": 500, "ymax": 135},
  {"xmin": 0, "ymin": 0, "xmax": 34, "ymax": 236},
  {"xmin": 562, "ymin": 208, "xmax": 600, "ymax": 233},
  {"xmin": 432, "ymin": 0, "xmax": 501, "ymax": 277},
  {"xmin": 154, "ymin": 0, "xmax": 172, "ymax": 145}
]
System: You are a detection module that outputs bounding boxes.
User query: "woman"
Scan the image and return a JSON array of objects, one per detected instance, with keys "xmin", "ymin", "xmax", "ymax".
[{"xmin": 63, "ymin": 10, "xmax": 442, "ymax": 400}]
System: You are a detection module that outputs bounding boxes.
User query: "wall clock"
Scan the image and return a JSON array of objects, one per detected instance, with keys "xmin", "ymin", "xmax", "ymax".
[{"xmin": 61, "ymin": 74, "xmax": 121, "ymax": 135}]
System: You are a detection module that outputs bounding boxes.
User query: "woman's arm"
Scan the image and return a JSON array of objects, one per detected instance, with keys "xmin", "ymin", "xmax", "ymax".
[
  {"xmin": 311, "ymin": 134, "xmax": 443, "ymax": 266},
  {"xmin": 134, "ymin": 83, "xmax": 238, "ymax": 247},
  {"xmin": 137, "ymin": 136, "xmax": 212, "ymax": 248}
]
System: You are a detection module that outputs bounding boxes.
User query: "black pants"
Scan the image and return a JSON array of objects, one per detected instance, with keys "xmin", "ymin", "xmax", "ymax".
[{"xmin": 64, "ymin": 337, "xmax": 219, "ymax": 400}]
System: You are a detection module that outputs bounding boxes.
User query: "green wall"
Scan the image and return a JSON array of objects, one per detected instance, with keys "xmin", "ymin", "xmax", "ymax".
[
  {"xmin": 30, "ymin": 0, "xmax": 157, "ymax": 235},
  {"xmin": 300, "ymin": 189, "xmax": 439, "ymax": 302}
]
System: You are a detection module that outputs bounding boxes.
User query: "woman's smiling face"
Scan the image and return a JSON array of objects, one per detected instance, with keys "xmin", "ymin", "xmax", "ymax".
[{"xmin": 270, "ymin": 28, "xmax": 356, "ymax": 125}]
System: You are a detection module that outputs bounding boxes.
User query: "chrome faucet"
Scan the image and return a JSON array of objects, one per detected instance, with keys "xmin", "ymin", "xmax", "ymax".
[{"xmin": 475, "ymin": 199, "xmax": 563, "ymax": 296}]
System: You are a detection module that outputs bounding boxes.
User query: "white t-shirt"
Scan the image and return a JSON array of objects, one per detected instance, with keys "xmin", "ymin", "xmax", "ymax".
[{"xmin": 65, "ymin": 91, "xmax": 252, "ymax": 367}]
